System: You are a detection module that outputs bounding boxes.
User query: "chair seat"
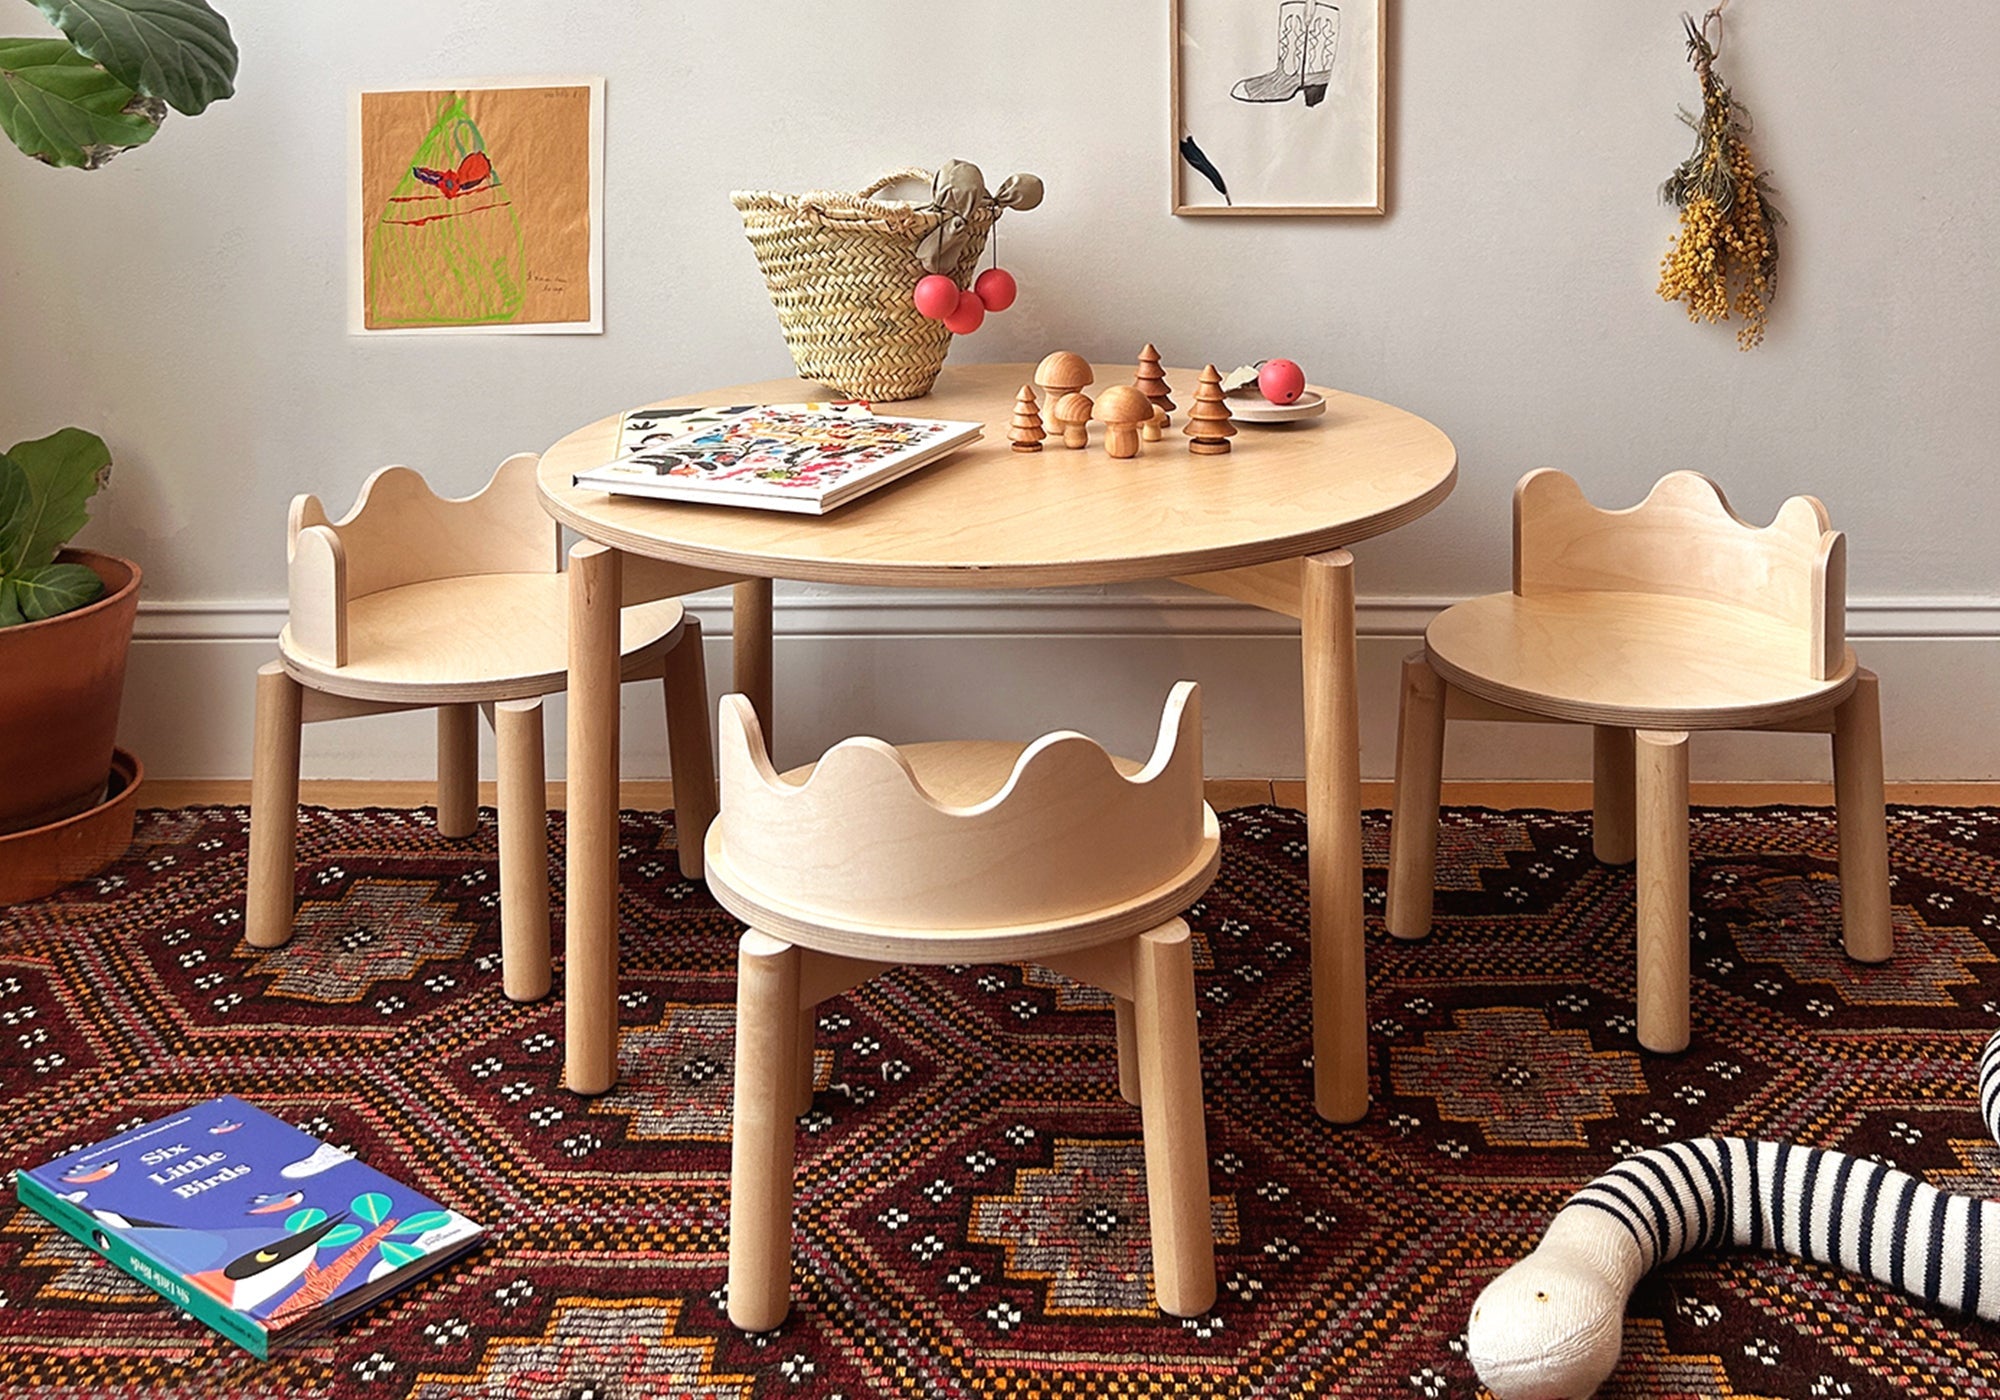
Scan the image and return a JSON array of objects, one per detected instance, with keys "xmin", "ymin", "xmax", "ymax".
[
  {"xmin": 1425, "ymin": 591, "xmax": 1857, "ymax": 731},
  {"xmin": 704, "ymin": 740, "xmax": 1222, "ymax": 964},
  {"xmin": 278, "ymin": 572, "xmax": 687, "ymax": 703}
]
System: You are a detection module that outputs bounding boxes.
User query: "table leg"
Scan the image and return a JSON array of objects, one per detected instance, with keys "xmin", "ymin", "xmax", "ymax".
[
  {"xmin": 566, "ymin": 542, "xmax": 623, "ymax": 1096},
  {"xmin": 1302, "ymin": 549, "xmax": 1368, "ymax": 1123},
  {"xmin": 734, "ymin": 578, "xmax": 774, "ymax": 750}
]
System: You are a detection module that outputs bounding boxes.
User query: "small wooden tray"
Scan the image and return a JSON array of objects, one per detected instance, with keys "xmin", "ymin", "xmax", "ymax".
[
  {"xmin": 1224, "ymin": 390, "xmax": 1327, "ymax": 424},
  {"xmin": 0, "ymin": 748, "xmax": 143, "ymax": 905}
]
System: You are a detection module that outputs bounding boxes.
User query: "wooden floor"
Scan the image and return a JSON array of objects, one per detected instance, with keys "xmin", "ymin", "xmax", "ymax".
[{"xmin": 142, "ymin": 778, "xmax": 1999, "ymax": 812}]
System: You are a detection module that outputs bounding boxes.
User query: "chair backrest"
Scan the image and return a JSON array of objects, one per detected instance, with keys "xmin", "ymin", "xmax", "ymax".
[
  {"xmin": 715, "ymin": 683, "xmax": 1209, "ymax": 931},
  {"xmin": 286, "ymin": 454, "xmax": 559, "ymax": 667},
  {"xmin": 1513, "ymin": 469, "xmax": 1846, "ymax": 681}
]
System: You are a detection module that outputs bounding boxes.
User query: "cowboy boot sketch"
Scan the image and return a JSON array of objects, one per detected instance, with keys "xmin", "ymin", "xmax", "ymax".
[
  {"xmin": 1231, "ymin": 0, "xmax": 1308, "ymax": 103},
  {"xmin": 1302, "ymin": 1, "xmax": 1340, "ymax": 106}
]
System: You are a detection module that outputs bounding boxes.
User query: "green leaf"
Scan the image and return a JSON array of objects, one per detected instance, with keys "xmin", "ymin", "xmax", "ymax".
[
  {"xmin": 376, "ymin": 1240, "xmax": 426, "ymax": 1270},
  {"xmin": 284, "ymin": 1207, "xmax": 327, "ymax": 1233},
  {"xmin": 0, "ymin": 579, "xmax": 24, "ymax": 628},
  {"xmin": 0, "ymin": 455, "xmax": 29, "ymax": 564},
  {"xmin": 0, "ymin": 427, "xmax": 109, "ymax": 572},
  {"xmin": 318, "ymin": 1222, "xmax": 364, "ymax": 1249},
  {"xmin": 30, "ymin": 0, "xmax": 236, "ymax": 115},
  {"xmin": 349, "ymin": 1191, "xmax": 392, "ymax": 1226},
  {"xmin": 394, "ymin": 1210, "xmax": 452, "ymax": 1237},
  {"xmin": 13, "ymin": 561, "xmax": 105, "ymax": 620},
  {"xmin": 0, "ymin": 38, "xmax": 158, "ymax": 168}
]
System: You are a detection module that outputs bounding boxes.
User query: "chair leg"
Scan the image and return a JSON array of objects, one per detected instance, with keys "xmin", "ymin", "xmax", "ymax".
[
  {"xmin": 436, "ymin": 704, "xmax": 480, "ymax": 838},
  {"xmin": 1635, "ymin": 730, "xmax": 1691, "ymax": 1053},
  {"xmin": 495, "ymin": 698, "xmax": 552, "ymax": 1003},
  {"xmin": 1832, "ymin": 669, "xmax": 1893, "ymax": 964},
  {"xmin": 246, "ymin": 661, "xmax": 304, "ymax": 949},
  {"xmin": 728, "ymin": 930, "xmax": 801, "ymax": 1332},
  {"xmin": 1592, "ymin": 726, "xmax": 1637, "ymax": 865},
  {"xmin": 1386, "ymin": 651, "xmax": 1447, "ymax": 941},
  {"xmin": 661, "ymin": 616, "xmax": 718, "ymax": 880},
  {"xmin": 1114, "ymin": 997, "xmax": 1142, "ymax": 1106},
  {"xmin": 1131, "ymin": 919, "xmax": 1217, "ymax": 1317},
  {"xmin": 795, "ymin": 1006, "xmax": 818, "ymax": 1116}
]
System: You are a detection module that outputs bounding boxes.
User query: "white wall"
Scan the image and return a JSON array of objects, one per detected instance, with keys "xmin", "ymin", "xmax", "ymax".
[{"xmin": 2, "ymin": 1, "xmax": 1994, "ymax": 782}]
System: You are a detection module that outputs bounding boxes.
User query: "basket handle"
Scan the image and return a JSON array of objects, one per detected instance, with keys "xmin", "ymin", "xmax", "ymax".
[{"xmin": 856, "ymin": 167, "xmax": 932, "ymax": 199}]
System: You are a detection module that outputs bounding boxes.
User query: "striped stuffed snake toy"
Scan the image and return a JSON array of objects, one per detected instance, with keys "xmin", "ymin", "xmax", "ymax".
[{"xmin": 1467, "ymin": 1026, "xmax": 2000, "ymax": 1398}]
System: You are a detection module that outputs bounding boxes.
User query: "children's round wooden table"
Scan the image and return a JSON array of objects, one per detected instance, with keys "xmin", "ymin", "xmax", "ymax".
[{"xmin": 538, "ymin": 362, "xmax": 1457, "ymax": 1122}]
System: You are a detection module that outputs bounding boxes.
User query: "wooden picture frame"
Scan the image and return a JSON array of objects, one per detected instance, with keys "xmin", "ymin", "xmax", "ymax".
[{"xmin": 1172, "ymin": 0, "xmax": 1387, "ymax": 216}]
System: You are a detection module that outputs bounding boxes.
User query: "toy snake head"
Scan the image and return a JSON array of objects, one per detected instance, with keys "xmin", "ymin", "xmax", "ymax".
[{"xmin": 1466, "ymin": 1212, "xmax": 1645, "ymax": 1399}]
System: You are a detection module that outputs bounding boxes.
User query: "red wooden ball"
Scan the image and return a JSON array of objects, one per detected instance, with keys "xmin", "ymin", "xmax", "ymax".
[
  {"xmin": 942, "ymin": 288, "xmax": 986, "ymax": 335},
  {"xmin": 973, "ymin": 266, "xmax": 1018, "ymax": 313},
  {"xmin": 1258, "ymin": 358, "xmax": 1306, "ymax": 405},
  {"xmin": 913, "ymin": 274, "xmax": 960, "ymax": 320}
]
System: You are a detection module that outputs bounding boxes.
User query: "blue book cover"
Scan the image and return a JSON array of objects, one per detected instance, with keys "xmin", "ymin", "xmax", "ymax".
[{"xmin": 14, "ymin": 1095, "xmax": 483, "ymax": 1357}]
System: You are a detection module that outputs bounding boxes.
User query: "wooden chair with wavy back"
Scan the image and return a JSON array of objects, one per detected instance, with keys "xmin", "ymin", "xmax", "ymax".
[
  {"xmin": 705, "ymin": 682, "xmax": 1222, "ymax": 1330},
  {"xmin": 1387, "ymin": 469, "xmax": 1892, "ymax": 1053},
  {"xmin": 244, "ymin": 454, "xmax": 719, "ymax": 1002}
]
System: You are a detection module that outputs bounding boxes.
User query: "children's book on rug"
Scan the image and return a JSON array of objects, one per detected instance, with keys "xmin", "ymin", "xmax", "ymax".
[
  {"xmin": 577, "ymin": 404, "xmax": 983, "ymax": 515},
  {"xmin": 14, "ymin": 1095, "xmax": 484, "ymax": 1358}
]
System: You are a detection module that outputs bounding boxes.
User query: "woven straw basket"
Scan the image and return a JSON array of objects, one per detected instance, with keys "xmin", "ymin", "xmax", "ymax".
[{"xmin": 731, "ymin": 168, "xmax": 996, "ymax": 401}]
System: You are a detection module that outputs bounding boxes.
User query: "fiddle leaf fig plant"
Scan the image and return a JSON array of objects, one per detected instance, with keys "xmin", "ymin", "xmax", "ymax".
[
  {"xmin": 0, "ymin": 0, "xmax": 235, "ymax": 168},
  {"xmin": 0, "ymin": 427, "xmax": 112, "ymax": 626}
]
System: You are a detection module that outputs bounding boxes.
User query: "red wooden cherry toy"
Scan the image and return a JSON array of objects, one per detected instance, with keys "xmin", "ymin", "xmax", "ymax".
[
  {"xmin": 1258, "ymin": 358, "xmax": 1306, "ymax": 405},
  {"xmin": 974, "ymin": 267, "xmax": 1017, "ymax": 312},
  {"xmin": 913, "ymin": 274, "xmax": 961, "ymax": 321},
  {"xmin": 941, "ymin": 288, "xmax": 986, "ymax": 334}
]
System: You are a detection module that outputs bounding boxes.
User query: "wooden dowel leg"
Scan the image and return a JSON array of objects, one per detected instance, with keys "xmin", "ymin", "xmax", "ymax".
[
  {"xmin": 795, "ymin": 1006, "xmax": 817, "ymax": 1116},
  {"xmin": 436, "ymin": 704, "xmax": 480, "ymax": 838},
  {"xmin": 1386, "ymin": 651, "xmax": 1446, "ymax": 941},
  {"xmin": 734, "ymin": 578, "xmax": 774, "ymax": 755},
  {"xmin": 246, "ymin": 661, "xmax": 304, "ymax": 949},
  {"xmin": 495, "ymin": 697, "xmax": 551, "ymax": 1003},
  {"xmin": 729, "ymin": 930, "xmax": 801, "ymax": 1332},
  {"xmin": 1593, "ymin": 726, "xmax": 1637, "ymax": 865},
  {"xmin": 1635, "ymin": 729, "xmax": 1691, "ymax": 1054},
  {"xmin": 1114, "ymin": 996, "xmax": 1142, "ymax": 1106},
  {"xmin": 566, "ymin": 542, "xmax": 623, "ymax": 1096},
  {"xmin": 1302, "ymin": 549, "xmax": 1368, "ymax": 1122},
  {"xmin": 1131, "ymin": 920, "xmax": 1216, "ymax": 1317},
  {"xmin": 662, "ymin": 616, "xmax": 718, "ymax": 881},
  {"xmin": 1832, "ymin": 669, "xmax": 1893, "ymax": 963}
]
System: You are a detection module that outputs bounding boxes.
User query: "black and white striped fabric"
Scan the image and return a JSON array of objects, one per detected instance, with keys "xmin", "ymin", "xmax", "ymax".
[
  {"xmin": 1465, "ymin": 1027, "xmax": 2000, "ymax": 1399},
  {"xmin": 1569, "ymin": 1136, "xmax": 2000, "ymax": 1319}
]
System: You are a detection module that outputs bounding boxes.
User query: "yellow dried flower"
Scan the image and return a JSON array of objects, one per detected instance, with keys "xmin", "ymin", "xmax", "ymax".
[{"xmin": 1657, "ymin": 14, "xmax": 1782, "ymax": 350}]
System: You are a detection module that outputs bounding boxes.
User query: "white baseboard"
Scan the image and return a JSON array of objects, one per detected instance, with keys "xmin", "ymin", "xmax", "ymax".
[{"xmin": 123, "ymin": 586, "xmax": 2000, "ymax": 783}]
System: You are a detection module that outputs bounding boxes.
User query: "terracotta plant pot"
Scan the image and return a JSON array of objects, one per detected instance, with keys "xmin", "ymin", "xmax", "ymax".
[{"xmin": 0, "ymin": 548, "xmax": 141, "ymax": 836}]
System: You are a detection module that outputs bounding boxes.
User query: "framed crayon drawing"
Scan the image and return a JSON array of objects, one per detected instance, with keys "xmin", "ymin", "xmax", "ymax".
[
  {"xmin": 350, "ymin": 78, "xmax": 604, "ymax": 334},
  {"xmin": 1172, "ymin": 0, "xmax": 1387, "ymax": 216}
]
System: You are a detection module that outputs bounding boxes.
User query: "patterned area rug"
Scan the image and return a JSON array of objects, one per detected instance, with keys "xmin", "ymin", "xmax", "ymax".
[{"xmin": 3, "ymin": 802, "xmax": 2000, "ymax": 1398}]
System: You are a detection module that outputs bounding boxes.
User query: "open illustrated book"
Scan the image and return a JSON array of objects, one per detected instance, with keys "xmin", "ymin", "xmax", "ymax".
[{"xmin": 574, "ymin": 404, "xmax": 984, "ymax": 516}]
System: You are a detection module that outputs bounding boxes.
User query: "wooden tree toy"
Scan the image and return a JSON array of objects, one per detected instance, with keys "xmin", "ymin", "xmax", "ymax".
[
  {"xmin": 1054, "ymin": 392, "xmax": 1094, "ymax": 449},
  {"xmin": 1009, "ymin": 386, "xmax": 1046, "ymax": 452},
  {"xmin": 1183, "ymin": 365, "xmax": 1237, "ymax": 456},
  {"xmin": 1094, "ymin": 385, "xmax": 1154, "ymax": 461},
  {"xmin": 1135, "ymin": 344, "xmax": 1175, "ymax": 439}
]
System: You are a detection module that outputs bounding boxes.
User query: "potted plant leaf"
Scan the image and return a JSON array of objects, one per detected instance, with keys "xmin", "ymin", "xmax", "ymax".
[{"xmin": 0, "ymin": 0, "xmax": 236, "ymax": 897}]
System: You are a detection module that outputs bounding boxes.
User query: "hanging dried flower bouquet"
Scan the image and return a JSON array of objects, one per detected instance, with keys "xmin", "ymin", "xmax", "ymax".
[{"xmin": 1656, "ymin": 10, "xmax": 1783, "ymax": 350}]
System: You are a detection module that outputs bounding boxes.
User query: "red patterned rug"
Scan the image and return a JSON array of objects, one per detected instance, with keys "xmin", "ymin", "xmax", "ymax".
[{"xmin": 3, "ymin": 802, "xmax": 2000, "ymax": 1398}]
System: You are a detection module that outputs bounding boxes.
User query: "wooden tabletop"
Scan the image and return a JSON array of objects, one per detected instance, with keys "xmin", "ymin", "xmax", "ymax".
[{"xmin": 537, "ymin": 363, "xmax": 1457, "ymax": 588}]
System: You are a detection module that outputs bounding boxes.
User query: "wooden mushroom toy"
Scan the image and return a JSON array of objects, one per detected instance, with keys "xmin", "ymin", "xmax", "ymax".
[
  {"xmin": 1093, "ymin": 385, "xmax": 1154, "ymax": 460},
  {"xmin": 1034, "ymin": 351, "xmax": 1094, "ymax": 434},
  {"xmin": 1054, "ymin": 391, "xmax": 1094, "ymax": 449}
]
